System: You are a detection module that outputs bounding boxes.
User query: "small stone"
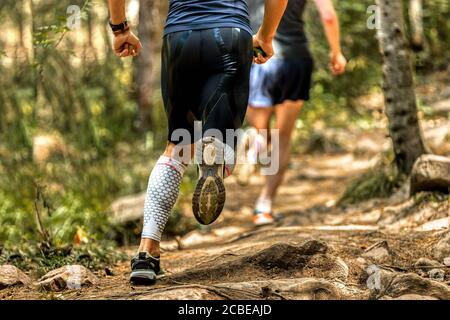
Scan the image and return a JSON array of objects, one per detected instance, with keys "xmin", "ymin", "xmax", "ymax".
[
  {"xmin": 443, "ymin": 257, "xmax": 450, "ymax": 266},
  {"xmin": 362, "ymin": 241, "xmax": 392, "ymax": 264},
  {"xmin": 414, "ymin": 258, "xmax": 443, "ymax": 272},
  {"xmin": 428, "ymin": 268, "xmax": 445, "ymax": 282},
  {"xmin": 356, "ymin": 257, "xmax": 368, "ymax": 268},
  {"xmin": 0, "ymin": 265, "xmax": 32, "ymax": 289},
  {"xmin": 380, "ymin": 294, "xmax": 438, "ymax": 300},
  {"xmin": 36, "ymin": 265, "xmax": 98, "ymax": 292},
  {"xmin": 433, "ymin": 232, "xmax": 450, "ymax": 260},
  {"xmin": 415, "ymin": 218, "xmax": 450, "ymax": 231}
]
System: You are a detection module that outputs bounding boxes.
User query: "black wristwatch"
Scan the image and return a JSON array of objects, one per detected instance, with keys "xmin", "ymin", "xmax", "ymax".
[{"xmin": 109, "ymin": 19, "xmax": 129, "ymax": 34}]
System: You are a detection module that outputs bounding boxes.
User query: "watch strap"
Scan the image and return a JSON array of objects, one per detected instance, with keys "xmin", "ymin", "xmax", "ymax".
[{"xmin": 109, "ymin": 19, "xmax": 128, "ymax": 32}]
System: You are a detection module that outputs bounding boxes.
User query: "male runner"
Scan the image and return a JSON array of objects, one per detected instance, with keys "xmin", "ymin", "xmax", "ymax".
[
  {"xmin": 243, "ymin": 0, "xmax": 347, "ymax": 226},
  {"xmin": 107, "ymin": 0, "xmax": 287, "ymax": 284}
]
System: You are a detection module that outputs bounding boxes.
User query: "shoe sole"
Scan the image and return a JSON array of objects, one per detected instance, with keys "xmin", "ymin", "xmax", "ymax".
[
  {"xmin": 192, "ymin": 138, "xmax": 226, "ymax": 225},
  {"xmin": 254, "ymin": 219, "xmax": 275, "ymax": 227},
  {"xmin": 129, "ymin": 270, "xmax": 156, "ymax": 285}
]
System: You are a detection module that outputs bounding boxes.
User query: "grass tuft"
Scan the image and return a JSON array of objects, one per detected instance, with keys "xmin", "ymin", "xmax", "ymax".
[{"xmin": 339, "ymin": 159, "xmax": 404, "ymax": 205}]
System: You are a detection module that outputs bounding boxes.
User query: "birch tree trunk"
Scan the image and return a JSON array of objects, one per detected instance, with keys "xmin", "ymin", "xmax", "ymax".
[
  {"xmin": 409, "ymin": 0, "xmax": 425, "ymax": 51},
  {"xmin": 376, "ymin": 0, "xmax": 427, "ymax": 174}
]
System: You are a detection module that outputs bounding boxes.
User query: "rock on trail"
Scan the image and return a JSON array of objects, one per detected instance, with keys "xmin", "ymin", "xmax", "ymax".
[
  {"xmin": 434, "ymin": 232, "xmax": 450, "ymax": 261},
  {"xmin": 37, "ymin": 265, "xmax": 98, "ymax": 292},
  {"xmin": 370, "ymin": 270, "xmax": 450, "ymax": 300},
  {"xmin": 0, "ymin": 265, "xmax": 32, "ymax": 289},
  {"xmin": 169, "ymin": 240, "xmax": 349, "ymax": 284},
  {"xmin": 128, "ymin": 278, "xmax": 344, "ymax": 300},
  {"xmin": 410, "ymin": 154, "xmax": 450, "ymax": 195}
]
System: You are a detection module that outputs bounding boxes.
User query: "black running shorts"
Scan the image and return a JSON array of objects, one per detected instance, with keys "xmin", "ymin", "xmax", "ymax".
[
  {"xmin": 249, "ymin": 57, "xmax": 314, "ymax": 107},
  {"xmin": 161, "ymin": 27, "xmax": 253, "ymax": 145}
]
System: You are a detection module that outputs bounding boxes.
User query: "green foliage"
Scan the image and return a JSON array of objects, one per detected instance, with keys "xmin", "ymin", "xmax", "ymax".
[
  {"xmin": 0, "ymin": 0, "xmax": 150, "ymax": 256},
  {"xmin": 413, "ymin": 0, "xmax": 450, "ymax": 70},
  {"xmin": 303, "ymin": 0, "xmax": 382, "ymax": 127},
  {"xmin": 300, "ymin": 0, "xmax": 450, "ymax": 133},
  {"xmin": 0, "ymin": 243, "xmax": 127, "ymax": 276},
  {"xmin": 412, "ymin": 190, "xmax": 450, "ymax": 206},
  {"xmin": 0, "ymin": 144, "xmax": 153, "ymax": 244}
]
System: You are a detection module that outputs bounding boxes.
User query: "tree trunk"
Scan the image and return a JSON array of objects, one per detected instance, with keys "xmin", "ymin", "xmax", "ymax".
[
  {"xmin": 134, "ymin": 0, "xmax": 155, "ymax": 131},
  {"xmin": 15, "ymin": 0, "xmax": 33, "ymax": 61},
  {"xmin": 376, "ymin": 0, "xmax": 427, "ymax": 174},
  {"xmin": 408, "ymin": 0, "xmax": 425, "ymax": 51},
  {"xmin": 84, "ymin": 9, "xmax": 97, "ymax": 61}
]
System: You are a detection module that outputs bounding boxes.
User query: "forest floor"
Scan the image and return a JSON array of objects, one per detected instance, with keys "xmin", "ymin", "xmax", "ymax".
[
  {"xmin": 3, "ymin": 122, "xmax": 450, "ymax": 300},
  {"xmin": 2, "ymin": 70, "xmax": 450, "ymax": 300}
]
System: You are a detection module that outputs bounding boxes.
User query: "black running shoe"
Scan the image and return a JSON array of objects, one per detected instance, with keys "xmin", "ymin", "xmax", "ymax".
[
  {"xmin": 130, "ymin": 252, "xmax": 162, "ymax": 285},
  {"xmin": 192, "ymin": 137, "xmax": 226, "ymax": 225}
]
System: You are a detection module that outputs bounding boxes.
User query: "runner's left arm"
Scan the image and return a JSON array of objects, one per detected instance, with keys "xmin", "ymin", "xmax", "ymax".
[{"xmin": 313, "ymin": 0, "xmax": 347, "ymax": 75}]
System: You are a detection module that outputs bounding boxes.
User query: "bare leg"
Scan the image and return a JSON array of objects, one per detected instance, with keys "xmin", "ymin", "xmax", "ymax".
[
  {"xmin": 260, "ymin": 100, "xmax": 304, "ymax": 201},
  {"xmin": 237, "ymin": 106, "xmax": 273, "ymax": 186},
  {"xmin": 138, "ymin": 238, "xmax": 160, "ymax": 257},
  {"xmin": 246, "ymin": 106, "xmax": 274, "ymax": 131}
]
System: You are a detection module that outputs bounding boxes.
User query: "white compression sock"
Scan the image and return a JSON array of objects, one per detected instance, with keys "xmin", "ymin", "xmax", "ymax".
[
  {"xmin": 255, "ymin": 197, "xmax": 272, "ymax": 214},
  {"xmin": 247, "ymin": 133, "xmax": 267, "ymax": 165},
  {"xmin": 142, "ymin": 156, "xmax": 187, "ymax": 242}
]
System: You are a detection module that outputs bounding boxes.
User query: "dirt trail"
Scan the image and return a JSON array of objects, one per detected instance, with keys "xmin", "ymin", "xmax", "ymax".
[{"xmin": 3, "ymin": 126, "xmax": 449, "ymax": 300}]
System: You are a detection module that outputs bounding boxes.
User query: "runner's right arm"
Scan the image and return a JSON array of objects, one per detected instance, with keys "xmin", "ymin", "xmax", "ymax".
[
  {"xmin": 108, "ymin": 0, "xmax": 142, "ymax": 58},
  {"xmin": 253, "ymin": 0, "xmax": 289, "ymax": 64}
]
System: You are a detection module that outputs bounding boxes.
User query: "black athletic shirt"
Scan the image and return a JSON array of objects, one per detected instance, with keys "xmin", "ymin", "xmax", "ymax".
[
  {"xmin": 164, "ymin": 0, "xmax": 253, "ymax": 36},
  {"xmin": 248, "ymin": 0, "xmax": 311, "ymax": 58}
]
